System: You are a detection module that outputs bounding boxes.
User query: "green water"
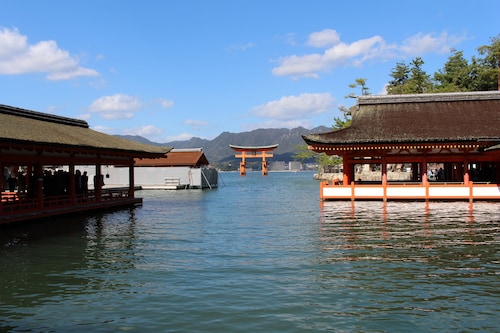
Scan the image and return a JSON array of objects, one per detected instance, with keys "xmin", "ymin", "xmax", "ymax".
[{"xmin": 0, "ymin": 172, "xmax": 498, "ymax": 332}]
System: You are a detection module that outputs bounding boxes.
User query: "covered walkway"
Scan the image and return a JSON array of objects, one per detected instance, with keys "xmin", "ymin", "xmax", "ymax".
[{"xmin": 0, "ymin": 104, "xmax": 170, "ymax": 224}]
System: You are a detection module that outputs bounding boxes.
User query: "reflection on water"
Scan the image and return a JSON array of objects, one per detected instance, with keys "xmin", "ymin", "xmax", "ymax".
[
  {"xmin": 319, "ymin": 201, "xmax": 498, "ymax": 261},
  {"xmin": 0, "ymin": 172, "xmax": 498, "ymax": 332},
  {"xmin": 316, "ymin": 201, "xmax": 499, "ymax": 332}
]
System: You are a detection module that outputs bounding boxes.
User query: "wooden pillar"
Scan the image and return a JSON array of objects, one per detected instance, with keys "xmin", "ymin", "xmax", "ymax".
[
  {"xmin": 129, "ymin": 159, "xmax": 135, "ymax": 198},
  {"xmin": 342, "ymin": 158, "xmax": 351, "ymax": 186},
  {"xmin": 25, "ymin": 165, "xmax": 32, "ymax": 196},
  {"xmin": 35, "ymin": 163, "xmax": 44, "ymax": 209},
  {"xmin": 262, "ymin": 151, "xmax": 268, "ymax": 176},
  {"xmin": 240, "ymin": 152, "xmax": 246, "ymax": 176},
  {"xmin": 95, "ymin": 163, "xmax": 102, "ymax": 202},
  {"xmin": 381, "ymin": 159, "xmax": 388, "ymax": 186},
  {"xmin": 0, "ymin": 163, "xmax": 4, "ymax": 191},
  {"xmin": 411, "ymin": 162, "xmax": 419, "ymax": 181},
  {"xmin": 421, "ymin": 160, "xmax": 428, "ymax": 184},
  {"xmin": 69, "ymin": 164, "xmax": 76, "ymax": 205},
  {"xmin": 461, "ymin": 161, "xmax": 468, "ymax": 184},
  {"xmin": 496, "ymin": 162, "xmax": 500, "ymax": 183},
  {"xmin": 381, "ymin": 158, "xmax": 387, "ymax": 202}
]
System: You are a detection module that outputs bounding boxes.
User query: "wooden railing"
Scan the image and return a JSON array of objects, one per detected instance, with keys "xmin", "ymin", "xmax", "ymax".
[
  {"xmin": 0, "ymin": 188, "xmax": 135, "ymax": 218},
  {"xmin": 320, "ymin": 181, "xmax": 500, "ymax": 201}
]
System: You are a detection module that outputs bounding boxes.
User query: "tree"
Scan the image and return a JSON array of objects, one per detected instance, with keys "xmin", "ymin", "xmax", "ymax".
[
  {"xmin": 477, "ymin": 34, "xmax": 500, "ymax": 91},
  {"xmin": 387, "ymin": 61, "xmax": 410, "ymax": 94},
  {"xmin": 348, "ymin": 78, "xmax": 370, "ymax": 96},
  {"xmin": 407, "ymin": 57, "xmax": 433, "ymax": 93},
  {"xmin": 292, "ymin": 144, "xmax": 315, "ymax": 163},
  {"xmin": 433, "ymin": 49, "xmax": 472, "ymax": 92},
  {"xmin": 387, "ymin": 58, "xmax": 433, "ymax": 94},
  {"xmin": 333, "ymin": 105, "xmax": 352, "ymax": 130}
]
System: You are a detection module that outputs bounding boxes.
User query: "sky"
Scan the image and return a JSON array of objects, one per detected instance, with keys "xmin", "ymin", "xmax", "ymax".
[{"xmin": 0, "ymin": 1, "xmax": 498, "ymax": 143}]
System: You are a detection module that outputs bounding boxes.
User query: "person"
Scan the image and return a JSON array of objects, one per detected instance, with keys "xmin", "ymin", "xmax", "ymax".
[
  {"xmin": 81, "ymin": 171, "xmax": 89, "ymax": 194},
  {"xmin": 7, "ymin": 172, "xmax": 17, "ymax": 192},
  {"xmin": 17, "ymin": 172, "xmax": 26, "ymax": 193},
  {"xmin": 93, "ymin": 174, "xmax": 105, "ymax": 189},
  {"xmin": 436, "ymin": 168, "xmax": 444, "ymax": 181},
  {"xmin": 75, "ymin": 170, "xmax": 82, "ymax": 193}
]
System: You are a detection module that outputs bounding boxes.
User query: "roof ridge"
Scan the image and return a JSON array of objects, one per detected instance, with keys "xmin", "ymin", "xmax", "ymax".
[
  {"xmin": 0, "ymin": 104, "xmax": 89, "ymax": 128},
  {"xmin": 358, "ymin": 91, "xmax": 500, "ymax": 105}
]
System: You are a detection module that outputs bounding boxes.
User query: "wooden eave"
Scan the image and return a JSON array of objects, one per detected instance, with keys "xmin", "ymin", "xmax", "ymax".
[
  {"xmin": 303, "ymin": 91, "xmax": 500, "ymax": 154},
  {"xmin": 0, "ymin": 104, "xmax": 171, "ymax": 163}
]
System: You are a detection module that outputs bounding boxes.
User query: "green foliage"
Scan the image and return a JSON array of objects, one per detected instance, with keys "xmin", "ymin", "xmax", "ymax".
[
  {"xmin": 387, "ymin": 61, "xmax": 411, "ymax": 94},
  {"xmin": 386, "ymin": 34, "xmax": 500, "ymax": 94},
  {"xmin": 292, "ymin": 144, "xmax": 341, "ymax": 167},
  {"xmin": 292, "ymin": 144, "xmax": 315, "ymax": 163},
  {"xmin": 317, "ymin": 154, "xmax": 342, "ymax": 166},
  {"xmin": 477, "ymin": 35, "xmax": 500, "ymax": 90},
  {"xmin": 333, "ymin": 105, "xmax": 352, "ymax": 130},
  {"xmin": 316, "ymin": 35, "xmax": 500, "ymax": 173},
  {"xmin": 348, "ymin": 78, "xmax": 370, "ymax": 96},
  {"xmin": 433, "ymin": 49, "xmax": 471, "ymax": 92}
]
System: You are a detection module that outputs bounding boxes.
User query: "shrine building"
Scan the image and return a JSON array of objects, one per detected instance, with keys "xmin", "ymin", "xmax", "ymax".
[
  {"xmin": 0, "ymin": 104, "xmax": 170, "ymax": 225},
  {"xmin": 302, "ymin": 91, "xmax": 500, "ymax": 201}
]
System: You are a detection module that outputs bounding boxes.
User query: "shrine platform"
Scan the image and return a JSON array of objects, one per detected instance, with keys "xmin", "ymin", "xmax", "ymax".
[
  {"xmin": 0, "ymin": 188, "xmax": 141, "ymax": 225},
  {"xmin": 320, "ymin": 181, "xmax": 500, "ymax": 201}
]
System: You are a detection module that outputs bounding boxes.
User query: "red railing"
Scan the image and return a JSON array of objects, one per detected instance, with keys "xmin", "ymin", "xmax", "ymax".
[
  {"xmin": 0, "ymin": 188, "xmax": 135, "ymax": 221},
  {"xmin": 320, "ymin": 181, "xmax": 500, "ymax": 201}
]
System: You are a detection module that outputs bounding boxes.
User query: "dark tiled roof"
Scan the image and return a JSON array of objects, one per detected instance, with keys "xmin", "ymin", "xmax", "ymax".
[
  {"xmin": 135, "ymin": 150, "xmax": 209, "ymax": 167},
  {"xmin": 303, "ymin": 91, "xmax": 500, "ymax": 146},
  {"xmin": 0, "ymin": 104, "xmax": 171, "ymax": 156}
]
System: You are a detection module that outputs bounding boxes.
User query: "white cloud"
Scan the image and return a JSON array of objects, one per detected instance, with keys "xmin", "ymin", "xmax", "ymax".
[
  {"xmin": 251, "ymin": 93, "xmax": 336, "ymax": 120},
  {"xmin": 164, "ymin": 133, "xmax": 196, "ymax": 142},
  {"xmin": 89, "ymin": 94, "xmax": 142, "ymax": 119},
  {"xmin": 156, "ymin": 98, "xmax": 174, "ymax": 108},
  {"xmin": 399, "ymin": 31, "xmax": 462, "ymax": 56},
  {"xmin": 307, "ymin": 29, "xmax": 341, "ymax": 47},
  {"xmin": 0, "ymin": 27, "xmax": 99, "ymax": 80},
  {"xmin": 92, "ymin": 125, "xmax": 112, "ymax": 134},
  {"xmin": 231, "ymin": 42, "xmax": 256, "ymax": 51},
  {"xmin": 273, "ymin": 31, "xmax": 465, "ymax": 79},
  {"xmin": 185, "ymin": 119, "xmax": 209, "ymax": 130},
  {"xmin": 122, "ymin": 125, "xmax": 163, "ymax": 137}
]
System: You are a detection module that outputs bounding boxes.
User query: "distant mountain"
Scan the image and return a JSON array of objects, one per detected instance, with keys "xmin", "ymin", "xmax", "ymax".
[{"xmin": 116, "ymin": 126, "xmax": 330, "ymax": 166}]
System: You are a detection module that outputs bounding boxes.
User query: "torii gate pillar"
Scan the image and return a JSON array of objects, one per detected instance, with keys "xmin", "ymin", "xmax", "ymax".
[{"xmin": 229, "ymin": 144, "xmax": 279, "ymax": 176}]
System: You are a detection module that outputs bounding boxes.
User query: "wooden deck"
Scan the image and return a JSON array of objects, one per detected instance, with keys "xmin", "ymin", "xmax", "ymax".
[
  {"xmin": 0, "ymin": 188, "xmax": 142, "ymax": 225},
  {"xmin": 320, "ymin": 181, "xmax": 500, "ymax": 201}
]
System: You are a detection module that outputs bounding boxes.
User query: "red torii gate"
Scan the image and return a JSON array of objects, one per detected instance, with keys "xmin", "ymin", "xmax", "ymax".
[{"xmin": 229, "ymin": 144, "xmax": 279, "ymax": 176}]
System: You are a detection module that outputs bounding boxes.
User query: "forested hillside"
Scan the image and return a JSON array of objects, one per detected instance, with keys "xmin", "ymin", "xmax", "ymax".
[{"xmin": 117, "ymin": 126, "xmax": 329, "ymax": 167}]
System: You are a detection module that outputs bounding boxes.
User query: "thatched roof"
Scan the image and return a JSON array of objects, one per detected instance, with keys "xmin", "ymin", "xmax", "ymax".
[
  {"xmin": 0, "ymin": 104, "xmax": 171, "ymax": 157},
  {"xmin": 134, "ymin": 149, "xmax": 210, "ymax": 167},
  {"xmin": 303, "ymin": 91, "xmax": 500, "ymax": 147}
]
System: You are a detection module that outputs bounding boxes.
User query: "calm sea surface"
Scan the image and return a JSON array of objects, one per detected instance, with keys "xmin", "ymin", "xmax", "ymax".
[{"xmin": 0, "ymin": 171, "xmax": 499, "ymax": 332}]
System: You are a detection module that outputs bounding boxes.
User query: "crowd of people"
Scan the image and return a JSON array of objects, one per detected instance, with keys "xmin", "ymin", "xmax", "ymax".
[{"xmin": 2, "ymin": 167, "xmax": 90, "ymax": 196}]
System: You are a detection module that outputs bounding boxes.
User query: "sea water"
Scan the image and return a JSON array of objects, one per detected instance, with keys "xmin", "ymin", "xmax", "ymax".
[{"xmin": 0, "ymin": 171, "xmax": 498, "ymax": 332}]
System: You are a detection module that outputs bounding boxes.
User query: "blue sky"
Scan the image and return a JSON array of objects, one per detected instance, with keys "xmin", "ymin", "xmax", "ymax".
[{"xmin": 0, "ymin": 1, "xmax": 498, "ymax": 143}]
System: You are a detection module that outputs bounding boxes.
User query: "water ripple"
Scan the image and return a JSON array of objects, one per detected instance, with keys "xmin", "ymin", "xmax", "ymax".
[{"xmin": 0, "ymin": 173, "xmax": 498, "ymax": 332}]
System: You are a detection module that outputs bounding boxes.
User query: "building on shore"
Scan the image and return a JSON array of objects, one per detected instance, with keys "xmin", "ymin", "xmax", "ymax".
[
  {"xmin": 0, "ymin": 104, "xmax": 170, "ymax": 225},
  {"xmin": 100, "ymin": 148, "xmax": 218, "ymax": 189},
  {"xmin": 303, "ymin": 91, "xmax": 500, "ymax": 201}
]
